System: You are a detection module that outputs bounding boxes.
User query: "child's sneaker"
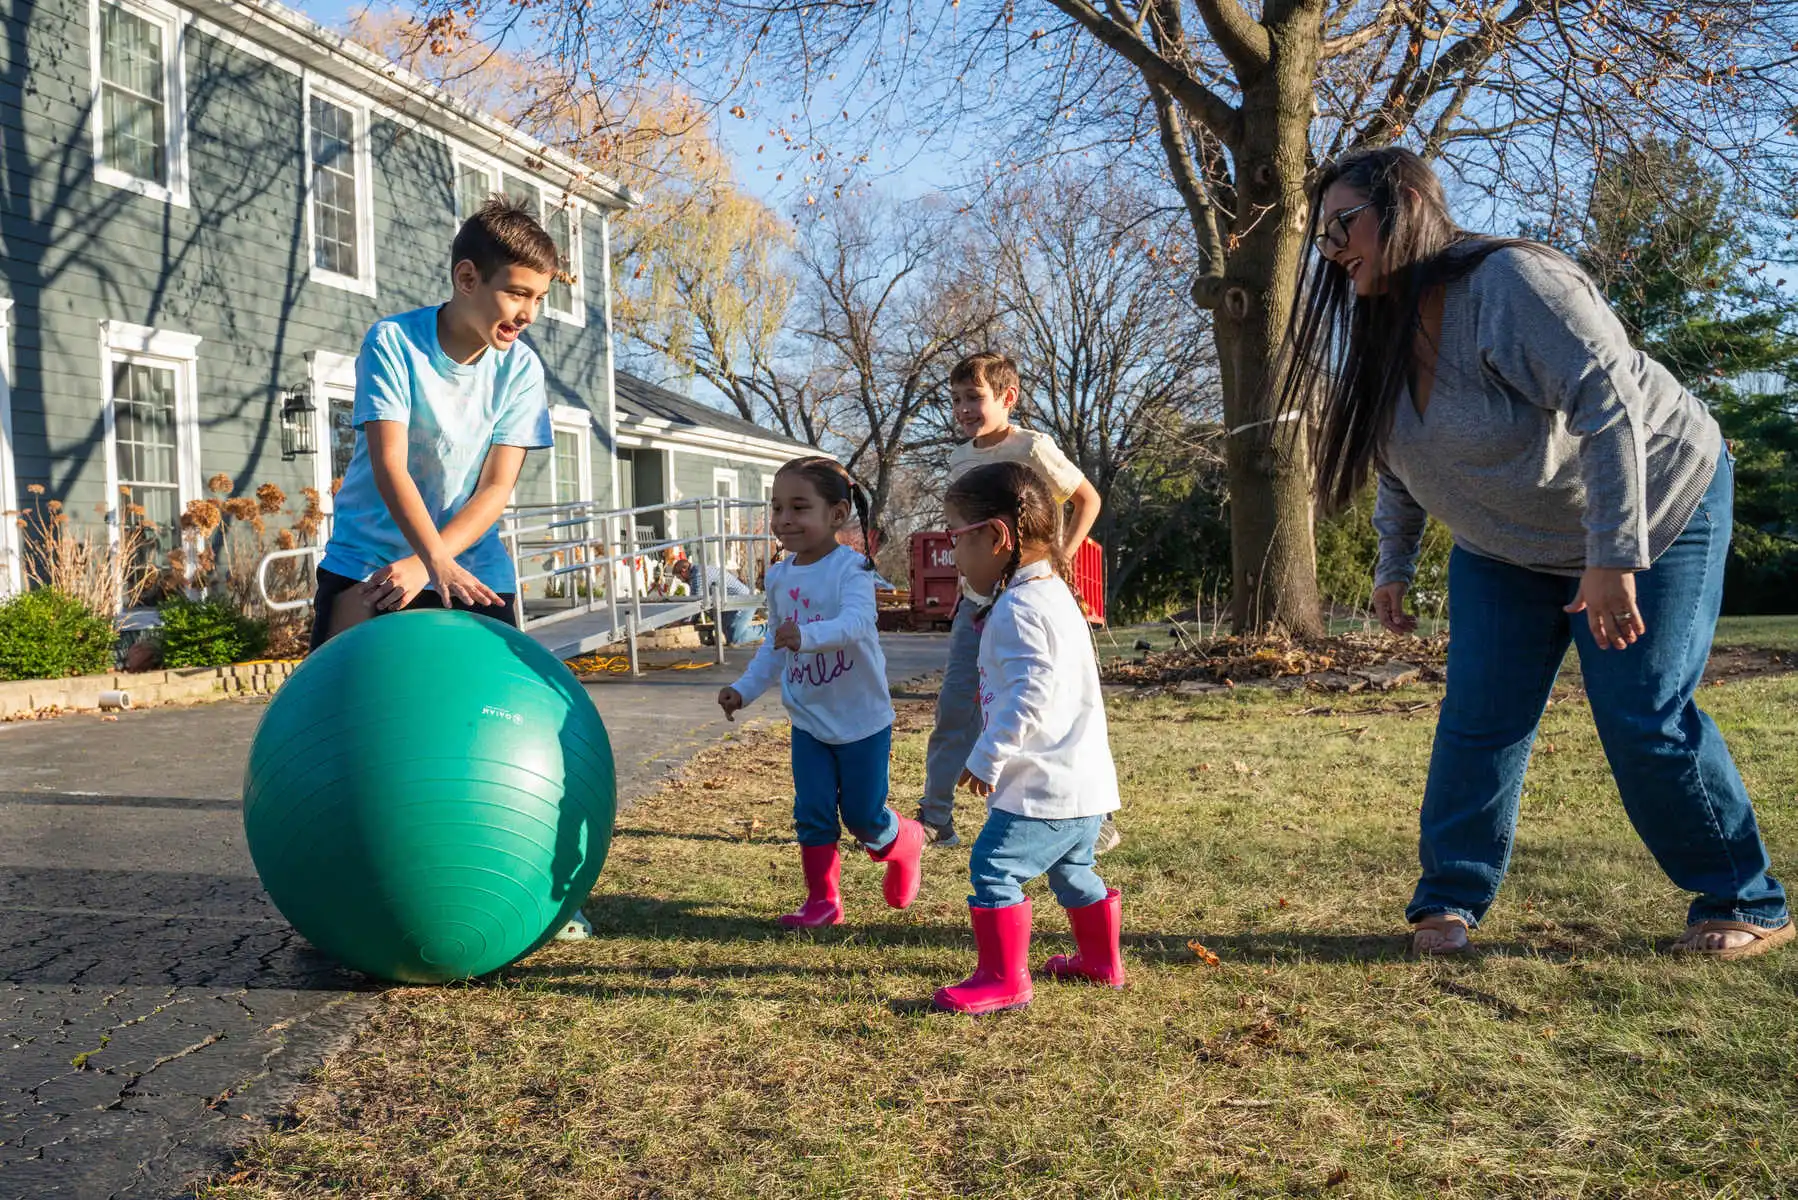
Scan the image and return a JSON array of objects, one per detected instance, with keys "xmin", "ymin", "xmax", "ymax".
[
  {"xmin": 1094, "ymin": 818, "xmax": 1122, "ymax": 855},
  {"xmin": 919, "ymin": 817, "xmax": 961, "ymax": 849}
]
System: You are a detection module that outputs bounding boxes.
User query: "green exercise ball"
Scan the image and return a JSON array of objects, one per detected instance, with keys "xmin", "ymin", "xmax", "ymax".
[{"xmin": 242, "ymin": 610, "xmax": 615, "ymax": 983}]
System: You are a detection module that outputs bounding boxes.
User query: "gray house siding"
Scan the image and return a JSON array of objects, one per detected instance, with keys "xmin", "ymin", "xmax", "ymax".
[
  {"xmin": 670, "ymin": 455, "xmax": 774, "ymax": 512},
  {"xmin": 1, "ymin": 0, "xmax": 617, "ymax": 566}
]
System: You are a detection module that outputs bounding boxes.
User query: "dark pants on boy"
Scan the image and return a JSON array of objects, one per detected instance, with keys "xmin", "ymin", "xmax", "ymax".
[{"xmin": 308, "ymin": 567, "xmax": 518, "ymax": 652}]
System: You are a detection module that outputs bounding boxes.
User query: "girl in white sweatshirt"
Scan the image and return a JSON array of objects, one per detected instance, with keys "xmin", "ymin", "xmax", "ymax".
[
  {"xmin": 933, "ymin": 460, "xmax": 1124, "ymax": 1014},
  {"xmin": 719, "ymin": 457, "xmax": 925, "ymax": 927}
]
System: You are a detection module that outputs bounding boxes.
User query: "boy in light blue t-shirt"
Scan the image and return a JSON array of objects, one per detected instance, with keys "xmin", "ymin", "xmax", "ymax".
[{"xmin": 310, "ymin": 196, "xmax": 558, "ymax": 649}]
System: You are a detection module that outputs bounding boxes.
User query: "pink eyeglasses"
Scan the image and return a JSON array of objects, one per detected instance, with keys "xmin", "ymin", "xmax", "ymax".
[{"xmin": 946, "ymin": 519, "xmax": 1006, "ymax": 547}]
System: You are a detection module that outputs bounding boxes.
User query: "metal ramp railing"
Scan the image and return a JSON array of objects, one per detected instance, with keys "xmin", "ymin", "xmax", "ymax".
[{"xmin": 258, "ymin": 495, "xmax": 777, "ymax": 675}]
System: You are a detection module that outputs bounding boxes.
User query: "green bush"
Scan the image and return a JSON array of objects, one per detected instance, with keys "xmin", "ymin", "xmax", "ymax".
[
  {"xmin": 156, "ymin": 596, "xmax": 269, "ymax": 668},
  {"xmin": 0, "ymin": 588, "xmax": 117, "ymax": 681},
  {"xmin": 1723, "ymin": 524, "xmax": 1798, "ymax": 616},
  {"xmin": 1314, "ymin": 487, "xmax": 1453, "ymax": 618}
]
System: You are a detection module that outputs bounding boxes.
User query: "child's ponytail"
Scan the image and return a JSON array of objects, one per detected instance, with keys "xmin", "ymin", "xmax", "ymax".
[{"xmin": 850, "ymin": 479, "xmax": 877, "ymax": 572}]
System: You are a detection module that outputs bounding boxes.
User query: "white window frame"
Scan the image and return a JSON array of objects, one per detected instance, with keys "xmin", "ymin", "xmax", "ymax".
[
  {"xmin": 89, "ymin": 0, "xmax": 190, "ymax": 207},
  {"xmin": 306, "ymin": 349, "xmax": 356, "ymax": 522},
  {"xmin": 452, "ymin": 148, "xmax": 585, "ymax": 327},
  {"xmin": 98, "ymin": 320, "xmax": 202, "ymax": 558},
  {"xmin": 548, "ymin": 405, "xmax": 593, "ymax": 505},
  {"xmin": 303, "ymin": 75, "xmax": 377, "ymax": 297},
  {"xmin": 540, "ymin": 197, "xmax": 586, "ymax": 327},
  {"xmin": 0, "ymin": 299, "xmax": 20, "ymax": 596},
  {"xmin": 712, "ymin": 467, "xmax": 747, "ymax": 569}
]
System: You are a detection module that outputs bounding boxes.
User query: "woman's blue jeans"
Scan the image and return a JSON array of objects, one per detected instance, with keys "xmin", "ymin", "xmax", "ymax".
[{"xmin": 1409, "ymin": 456, "xmax": 1788, "ymax": 931}]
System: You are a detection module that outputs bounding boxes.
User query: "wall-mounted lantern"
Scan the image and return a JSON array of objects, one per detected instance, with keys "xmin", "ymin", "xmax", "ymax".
[{"xmin": 280, "ymin": 382, "xmax": 316, "ymax": 462}]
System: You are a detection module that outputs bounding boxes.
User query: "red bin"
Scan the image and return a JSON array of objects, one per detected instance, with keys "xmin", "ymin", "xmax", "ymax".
[
  {"xmin": 909, "ymin": 531, "xmax": 961, "ymax": 617},
  {"xmin": 1071, "ymin": 537, "xmax": 1106, "ymax": 625}
]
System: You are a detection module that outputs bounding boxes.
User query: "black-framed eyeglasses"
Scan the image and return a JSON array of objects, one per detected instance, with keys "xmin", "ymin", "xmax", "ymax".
[{"xmin": 1312, "ymin": 201, "xmax": 1375, "ymax": 254}]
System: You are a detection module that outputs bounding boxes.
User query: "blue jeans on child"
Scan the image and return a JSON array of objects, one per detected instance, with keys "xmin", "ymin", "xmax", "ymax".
[
  {"xmin": 722, "ymin": 609, "xmax": 766, "ymax": 646},
  {"xmin": 969, "ymin": 809, "xmax": 1109, "ymax": 909},
  {"xmin": 1409, "ymin": 455, "xmax": 1789, "ymax": 931},
  {"xmin": 792, "ymin": 727, "xmax": 898, "ymax": 851},
  {"xmin": 920, "ymin": 599, "xmax": 982, "ymax": 828}
]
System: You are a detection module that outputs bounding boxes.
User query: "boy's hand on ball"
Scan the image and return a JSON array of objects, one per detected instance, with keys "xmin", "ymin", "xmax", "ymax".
[
  {"xmin": 429, "ymin": 557, "xmax": 503, "ymax": 609},
  {"xmin": 361, "ymin": 556, "xmax": 430, "ymax": 611},
  {"xmin": 958, "ymin": 768, "xmax": 993, "ymax": 797},
  {"xmin": 773, "ymin": 620, "xmax": 803, "ymax": 652},
  {"xmin": 718, "ymin": 687, "xmax": 744, "ymax": 720}
]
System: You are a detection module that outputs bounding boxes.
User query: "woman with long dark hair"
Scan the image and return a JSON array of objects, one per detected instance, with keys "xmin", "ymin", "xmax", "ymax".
[{"xmin": 1278, "ymin": 146, "xmax": 1790, "ymax": 958}]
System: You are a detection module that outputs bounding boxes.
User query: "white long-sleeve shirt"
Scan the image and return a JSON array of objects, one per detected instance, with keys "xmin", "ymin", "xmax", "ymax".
[
  {"xmin": 966, "ymin": 560, "xmax": 1120, "ymax": 819},
  {"xmin": 729, "ymin": 544, "xmax": 894, "ymax": 745}
]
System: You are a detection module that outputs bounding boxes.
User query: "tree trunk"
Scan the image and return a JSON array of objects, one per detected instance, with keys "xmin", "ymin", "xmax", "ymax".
[{"xmin": 1213, "ymin": 11, "xmax": 1324, "ymax": 639}]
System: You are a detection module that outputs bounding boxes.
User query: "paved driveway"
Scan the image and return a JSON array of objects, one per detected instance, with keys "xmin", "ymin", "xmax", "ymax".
[{"xmin": 0, "ymin": 634, "xmax": 946, "ymax": 1199}]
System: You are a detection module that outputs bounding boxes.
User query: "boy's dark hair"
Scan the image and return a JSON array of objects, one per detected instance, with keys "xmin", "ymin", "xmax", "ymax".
[
  {"xmin": 775, "ymin": 455, "xmax": 876, "ymax": 570},
  {"xmin": 451, "ymin": 195, "xmax": 559, "ymax": 281},
  {"xmin": 949, "ymin": 351, "xmax": 1020, "ymax": 400},
  {"xmin": 945, "ymin": 461, "xmax": 1071, "ymax": 612}
]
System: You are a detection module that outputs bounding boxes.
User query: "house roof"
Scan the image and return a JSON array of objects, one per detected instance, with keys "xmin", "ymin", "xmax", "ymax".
[
  {"xmin": 181, "ymin": 0, "xmax": 638, "ymax": 210},
  {"xmin": 613, "ymin": 371, "xmax": 815, "ymax": 460}
]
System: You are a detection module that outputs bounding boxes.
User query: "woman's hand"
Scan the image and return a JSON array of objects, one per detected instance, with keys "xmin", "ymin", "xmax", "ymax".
[
  {"xmin": 1565, "ymin": 567, "xmax": 1644, "ymax": 650},
  {"xmin": 1372, "ymin": 581, "xmax": 1418, "ymax": 635}
]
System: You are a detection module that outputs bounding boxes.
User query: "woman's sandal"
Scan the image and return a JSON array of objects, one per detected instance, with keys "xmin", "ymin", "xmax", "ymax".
[
  {"xmin": 1407, "ymin": 913, "xmax": 1471, "ymax": 957},
  {"xmin": 1671, "ymin": 919, "xmax": 1795, "ymax": 961}
]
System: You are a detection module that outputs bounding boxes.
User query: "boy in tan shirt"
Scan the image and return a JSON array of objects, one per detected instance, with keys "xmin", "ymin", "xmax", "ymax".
[{"xmin": 919, "ymin": 351, "xmax": 1111, "ymax": 850}]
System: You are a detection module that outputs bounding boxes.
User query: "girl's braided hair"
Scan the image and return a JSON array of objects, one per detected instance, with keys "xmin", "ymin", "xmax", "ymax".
[
  {"xmin": 944, "ymin": 461, "xmax": 1072, "ymax": 615},
  {"xmin": 775, "ymin": 455, "xmax": 877, "ymax": 570}
]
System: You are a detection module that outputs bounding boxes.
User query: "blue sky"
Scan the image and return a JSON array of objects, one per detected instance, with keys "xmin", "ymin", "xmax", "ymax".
[{"xmin": 290, "ymin": 0, "xmax": 955, "ymax": 215}]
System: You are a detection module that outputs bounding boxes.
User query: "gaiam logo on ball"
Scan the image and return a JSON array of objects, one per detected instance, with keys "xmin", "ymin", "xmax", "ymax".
[{"xmin": 481, "ymin": 705, "xmax": 523, "ymax": 725}]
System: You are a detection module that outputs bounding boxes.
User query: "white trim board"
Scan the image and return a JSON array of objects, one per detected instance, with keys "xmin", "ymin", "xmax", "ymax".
[
  {"xmin": 305, "ymin": 348, "xmax": 355, "ymax": 514},
  {"xmin": 611, "ymin": 431, "xmax": 794, "ymax": 467},
  {"xmin": 0, "ymin": 298, "xmax": 20, "ymax": 595}
]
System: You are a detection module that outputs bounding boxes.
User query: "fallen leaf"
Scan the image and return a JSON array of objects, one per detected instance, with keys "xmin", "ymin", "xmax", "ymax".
[
  {"xmin": 1188, "ymin": 940, "xmax": 1221, "ymax": 966},
  {"xmin": 1277, "ymin": 897, "xmax": 1289, "ymax": 908},
  {"xmin": 1325, "ymin": 1166, "xmax": 1350, "ymax": 1187}
]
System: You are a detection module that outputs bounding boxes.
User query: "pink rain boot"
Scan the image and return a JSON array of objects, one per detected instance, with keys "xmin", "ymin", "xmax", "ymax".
[
  {"xmin": 933, "ymin": 900, "xmax": 1034, "ymax": 1014},
  {"xmin": 865, "ymin": 814, "xmax": 926, "ymax": 909},
  {"xmin": 1042, "ymin": 888, "xmax": 1125, "ymax": 987},
  {"xmin": 779, "ymin": 844, "xmax": 843, "ymax": 927}
]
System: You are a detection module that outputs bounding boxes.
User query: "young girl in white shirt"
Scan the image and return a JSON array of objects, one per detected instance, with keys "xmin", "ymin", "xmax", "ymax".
[
  {"xmin": 718, "ymin": 457, "xmax": 926, "ymax": 927},
  {"xmin": 933, "ymin": 460, "xmax": 1124, "ymax": 1014}
]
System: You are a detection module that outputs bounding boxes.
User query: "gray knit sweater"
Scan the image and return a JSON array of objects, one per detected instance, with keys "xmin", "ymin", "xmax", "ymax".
[{"xmin": 1373, "ymin": 246, "xmax": 1722, "ymax": 586}]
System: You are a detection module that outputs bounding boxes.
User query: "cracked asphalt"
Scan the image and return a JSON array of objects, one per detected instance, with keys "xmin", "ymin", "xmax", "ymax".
[{"xmin": 0, "ymin": 634, "xmax": 947, "ymax": 1200}]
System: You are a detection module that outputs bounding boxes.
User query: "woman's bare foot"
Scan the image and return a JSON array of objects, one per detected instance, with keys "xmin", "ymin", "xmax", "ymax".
[
  {"xmin": 1407, "ymin": 913, "xmax": 1471, "ymax": 957},
  {"xmin": 1671, "ymin": 919, "xmax": 1794, "ymax": 960}
]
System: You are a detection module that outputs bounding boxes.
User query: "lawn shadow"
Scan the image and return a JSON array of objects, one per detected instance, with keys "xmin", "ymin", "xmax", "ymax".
[
  {"xmin": 577, "ymin": 892, "xmax": 977, "ymax": 949},
  {"xmin": 611, "ymin": 826, "xmax": 791, "ymax": 846}
]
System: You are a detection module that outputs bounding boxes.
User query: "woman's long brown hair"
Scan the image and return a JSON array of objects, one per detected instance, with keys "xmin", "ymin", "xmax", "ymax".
[{"xmin": 1274, "ymin": 147, "xmax": 1555, "ymax": 511}]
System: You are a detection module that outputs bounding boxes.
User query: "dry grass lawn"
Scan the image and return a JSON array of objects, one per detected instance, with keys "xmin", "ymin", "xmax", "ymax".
[{"xmin": 203, "ymin": 658, "xmax": 1798, "ymax": 1200}]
